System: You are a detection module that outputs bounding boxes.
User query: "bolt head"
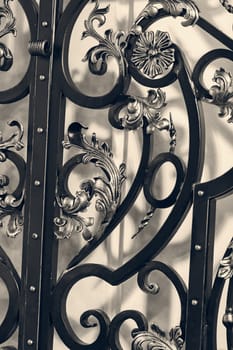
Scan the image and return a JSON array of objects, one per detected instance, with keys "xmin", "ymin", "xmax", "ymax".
[
  {"xmin": 29, "ymin": 285, "xmax": 36, "ymax": 292},
  {"xmin": 198, "ymin": 190, "xmax": 204, "ymax": 197},
  {"xmin": 37, "ymin": 127, "xmax": 44, "ymax": 134},
  {"xmin": 42, "ymin": 21, "xmax": 48, "ymax": 27},
  {"xmin": 27, "ymin": 339, "xmax": 33, "ymax": 346}
]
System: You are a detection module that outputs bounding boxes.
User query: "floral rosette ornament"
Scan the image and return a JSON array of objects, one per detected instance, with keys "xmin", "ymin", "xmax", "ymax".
[{"xmin": 131, "ymin": 30, "xmax": 175, "ymax": 78}]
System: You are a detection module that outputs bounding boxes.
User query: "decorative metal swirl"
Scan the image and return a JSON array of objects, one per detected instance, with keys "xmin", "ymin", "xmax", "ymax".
[
  {"xmin": 137, "ymin": 261, "xmax": 187, "ymax": 334},
  {"xmin": 82, "ymin": 0, "xmax": 127, "ymax": 77},
  {"xmin": 52, "ymin": 262, "xmax": 185, "ymax": 350},
  {"xmin": 0, "ymin": 0, "xmax": 16, "ymax": 38},
  {"xmin": 0, "ymin": 121, "xmax": 25, "ymax": 237},
  {"xmin": 159, "ymin": 0, "xmax": 200, "ymax": 27},
  {"xmin": 0, "ymin": 0, "xmax": 16, "ymax": 71},
  {"xmin": 132, "ymin": 325, "xmax": 184, "ymax": 350},
  {"xmin": 131, "ymin": 0, "xmax": 199, "ymax": 31},
  {"xmin": 0, "ymin": 246, "xmax": 20, "ymax": 344},
  {"xmin": 207, "ymin": 237, "xmax": 233, "ymax": 350},
  {"xmin": 219, "ymin": 0, "xmax": 233, "ymax": 13},
  {"xmin": 218, "ymin": 238, "xmax": 233, "ymax": 279},
  {"xmin": 192, "ymin": 49, "xmax": 233, "ymax": 124},
  {"xmin": 54, "ymin": 122, "xmax": 126, "ymax": 242},
  {"xmin": 109, "ymin": 88, "xmax": 174, "ymax": 136},
  {"xmin": 209, "ymin": 68, "xmax": 233, "ymax": 123}
]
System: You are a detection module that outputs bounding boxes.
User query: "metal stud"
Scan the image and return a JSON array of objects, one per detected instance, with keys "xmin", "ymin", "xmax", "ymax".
[
  {"xmin": 39, "ymin": 75, "xmax": 46, "ymax": 81},
  {"xmin": 32, "ymin": 233, "xmax": 39, "ymax": 240},
  {"xmin": 34, "ymin": 180, "xmax": 41, "ymax": 187},
  {"xmin": 41, "ymin": 21, "xmax": 48, "ymax": 27},
  {"xmin": 37, "ymin": 127, "xmax": 44, "ymax": 134},
  {"xmin": 191, "ymin": 299, "xmax": 198, "ymax": 306},
  {"xmin": 194, "ymin": 244, "xmax": 202, "ymax": 251},
  {"xmin": 29, "ymin": 286, "xmax": 36, "ymax": 292},
  {"xmin": 197, "ymin": 190, "xmax": 204, "ymax": 197},
  {"xmin": 27, "ymin": 339, "xmax": 33, "ymax": 346}
]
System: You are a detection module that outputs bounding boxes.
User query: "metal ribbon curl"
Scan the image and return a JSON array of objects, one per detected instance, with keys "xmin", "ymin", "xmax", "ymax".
[{"xmin": 0, "ymin": 121, "xmax": 25, "ymax": 238}]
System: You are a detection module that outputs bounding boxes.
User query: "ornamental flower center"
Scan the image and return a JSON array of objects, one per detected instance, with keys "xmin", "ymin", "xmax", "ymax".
[{"xmin": 148, "ymin": 47, "xmax": 159, "ymax": 59}]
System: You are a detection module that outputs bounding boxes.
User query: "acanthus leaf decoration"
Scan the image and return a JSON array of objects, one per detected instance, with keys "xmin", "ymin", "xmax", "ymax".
[
  {"xmin": 111, "ymin": 88, "xmax": 176, "ymax": 146},
  {"xmin": 218, "ymin": 238, "xmax": 233, "ymax": 279},
  {"xmin": 132, "ymin": 324, "xmax": 184, "ymax": 350},
  {"xmin": 55, "ymin": 122, "xmax": 126, "ymax": 242},
  {"xmin": 130, "ymin": 0, "xmax": 199, "ymax": 32},
  {"xmin": 155, "ymin": 0, "xmax": 199, "ymax": 27},
  {"xmin": 0, "ymin": 121, "xmax": 25, "ymax": 238},
  {"xmin": 130, "ymin": 30, "xmax": 175, "ymax": 79},
  {"xmin": 208, "ymin": 67, "xmax": 233, "ymax": 123},
  {"xmin": 81, "ymin": 0, "xmax": 127, "ymax": 77},
  {"xmin": 219, "ymin": 0, "xmax": 233, "ymax": 14},
  {"xmin": 0, "ymin": 0, "xmax": 16, "ymax": 38},
  {"xmin": 0, "ymin": 0, "xmax": 16, "ymax": 71}
]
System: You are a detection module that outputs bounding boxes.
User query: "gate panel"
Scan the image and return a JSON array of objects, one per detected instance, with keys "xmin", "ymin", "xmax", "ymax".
[{"xmin": 0, "ymin": 1, "xmax": 233, "ymax": 349}]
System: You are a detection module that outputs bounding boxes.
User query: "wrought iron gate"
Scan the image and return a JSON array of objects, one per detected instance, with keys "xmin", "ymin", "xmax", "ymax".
[{"xmin": 0, "ymin": 0, "xmax": 233, "ymax": 349}]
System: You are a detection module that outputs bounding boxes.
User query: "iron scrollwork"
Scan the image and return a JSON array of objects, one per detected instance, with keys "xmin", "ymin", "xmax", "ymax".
[
  {"xmin": 218, "ymin": 238, "xmax": 233, "ymax": 280},
  {"xmin": 132, "ymin": 325, "xmax": 184, "ymax": 350},
  {"xmin": 209, "ymin": 68, "xmax": 233, "ymax": 123},
  {"xmin": 81, "ymin": 0, "xmax": 127, "ymax": 77},
  {"xmin": 132, "ymin": 0, "xmax": 199, "ymax": 29},
  {"xmin": 0, "ymin": 121, "xmax": 25, "ymax": 237},
  {"xmin": 0, "ymin": 0, "xmax": 16, "ymax": 71},
  {"xmin": 54, "ymin": 122, "xmax": 126, "ymax": 242}
]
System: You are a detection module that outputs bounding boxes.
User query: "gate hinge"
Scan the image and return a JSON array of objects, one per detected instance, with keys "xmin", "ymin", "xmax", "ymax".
[{"xmin": 28, "ymin": 40, "xmax": 51, "ymax": 57}]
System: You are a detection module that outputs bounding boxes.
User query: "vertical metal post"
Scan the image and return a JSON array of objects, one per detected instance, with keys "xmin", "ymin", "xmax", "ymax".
[
  {"xmin": 19, "ymin": 0, "xmax": 63, "ymax": 349},
  {"xmin": 185, "ymin": 185, "xmax": 216, "ymax": 350}
]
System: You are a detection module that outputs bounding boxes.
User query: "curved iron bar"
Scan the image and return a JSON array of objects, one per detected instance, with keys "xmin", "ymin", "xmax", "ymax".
[
  {"xmin": 52, "ymin": 264, "xmax": 115, "ymax": 349},
  {"xmin": 224, "ymin": 278, "xmax": 233, "ymax": 349},
  {"xmin": 192, "ymin": 49, "xmax": 233, "ymax": 123},
  {"xmin": 52, "ymin": 262, "xmax": 185, "ymax": 350},
  {"xmin": 137, "ymin": 261, "xmax": 187, "ymax": 337},
  {"xmin": 108, "ymin": 310, "xmax": 148, "ymax": 350},
  {"xmin": 109, "ymin": 46, "xmax": 204, "ymax": 284},
  {"xmin": 66, "ymin": 50, "xmax": 203, "ymax": 271},
  {"xmin": 0, "ymin": 246, "xmax": 20, "ymax": 344},
  {"xmin": 207, "ymin": 240, "xmax": 232, "ymax": 350},
  {"xmin": 0, "ymin": 0, "xmax": 38, "ymax": 104},
  {"xmin": 143, "ymin": 152, "xmax": 185, "ymax": 209}
]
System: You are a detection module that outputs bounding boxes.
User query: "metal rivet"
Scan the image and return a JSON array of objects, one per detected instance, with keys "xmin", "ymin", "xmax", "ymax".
[
  {"xmin": 198, "ymin": 190, "xmax": 204, "ymax": 197},
  {"xmin": 29, "ymin": 286, "xmax": 36, "ymax": 292},
  {"xmin": 37, "ymin": 127, "xmax": 44, "ymax": 134},
  {"xmin": 27, "ymin": 339, "xmax": 33, "ymax": 346},
  {"xmin": 191, "ymin": 299, "xmax": 198, "ymax": 306},
  {"xmin": 39, "ymin": 75, "xmax": 46, "ymax": 81},
  {"xmin": 34, "ymin": 180, "xmax": 41, "ymax": 187},
  {"xmin": 195, "ymin": 244, "xmax": 202, "ymax": 251},
  {"xmin": 41, "ymin": 21, "xmax": 48, "ymax": 27},
  {"xmin": 32, "ymin": 233, "xmax": 39, "ymax": 240}
]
